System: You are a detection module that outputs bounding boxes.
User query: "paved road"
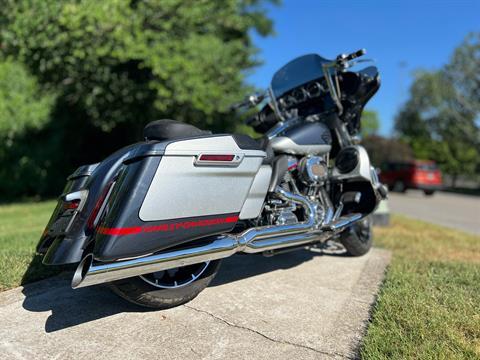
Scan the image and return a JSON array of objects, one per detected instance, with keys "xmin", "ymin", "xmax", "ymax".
[
  {"xmin": 388, "ymin": 190, "xmax": 480, "ymax": 235},
  {"xmin": 0, "ymin": 248, "xmax": 390, "ymax": 360}
]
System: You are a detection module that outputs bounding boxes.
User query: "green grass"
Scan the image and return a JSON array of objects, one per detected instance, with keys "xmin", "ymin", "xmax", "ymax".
[
  {"xmin": 362, "ymin": 216, "xmax": 480, "ymax": 359},
  {"xmin": 0, "ymin": 200, "xmax": 61, "ymax": 291}
]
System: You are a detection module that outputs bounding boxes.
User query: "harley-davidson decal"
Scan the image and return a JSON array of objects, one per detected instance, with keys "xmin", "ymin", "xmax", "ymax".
[{"xmin": 97, "ymin": 215, "xmax": 239, "ymax": 236}]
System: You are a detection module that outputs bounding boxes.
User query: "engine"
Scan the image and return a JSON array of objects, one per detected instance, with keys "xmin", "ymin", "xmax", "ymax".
[{"xmin": 259, "ymin": 154, "xmax": 330, "ymax": 228}]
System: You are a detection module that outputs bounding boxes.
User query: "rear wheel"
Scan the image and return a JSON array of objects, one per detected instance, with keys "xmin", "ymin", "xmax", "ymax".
[
  {"xmin": 340, "ymin": 216, "xmax": 373, "ymax": 256},
  {"xmin": 424, "ymin": 190, "xmax": 435, "ymax": 196},
  {"xmin": 108, "ymin": 260, "xmax": 221, "ymax": 309}
]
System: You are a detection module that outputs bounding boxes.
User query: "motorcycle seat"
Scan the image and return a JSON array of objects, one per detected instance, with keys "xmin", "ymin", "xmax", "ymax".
[
  {"xmin": 144, "ymin": 119, "xmax": 274, "ymax": 165},
  {"xmin": 143, "ymin": 119, "xmax": 209, "ymax": 141}
]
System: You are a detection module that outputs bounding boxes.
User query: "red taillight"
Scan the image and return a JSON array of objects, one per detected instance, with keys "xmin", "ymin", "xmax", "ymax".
[
  {"xmin": 63, "ymin": 200, "xmax": 80, "ymax": 210},
  {"xmin": 86, "ymin": 181, "xmax": 115, "ymax": 231},
  {"xmin": 198, "ymin": 154, "xmax": 235, "ymax": 162}
]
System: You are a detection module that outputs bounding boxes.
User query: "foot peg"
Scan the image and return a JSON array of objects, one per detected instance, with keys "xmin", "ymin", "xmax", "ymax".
[{"xmin": 322, "ymin": 213, "xmax": 363, "ymax": 232}]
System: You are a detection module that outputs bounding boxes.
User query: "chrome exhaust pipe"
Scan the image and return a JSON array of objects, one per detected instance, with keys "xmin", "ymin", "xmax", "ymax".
[
  {"xmin": 72, "ymin": 187, "xmax": 361, "ymax": 288},
  {"xmin": 72, "ymin": 236, "xmax": 238, "ymax": 288}
]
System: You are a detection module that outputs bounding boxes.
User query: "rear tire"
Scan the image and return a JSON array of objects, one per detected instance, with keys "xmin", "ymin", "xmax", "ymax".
[
  {"xmin": 392, "ymin": 180, "xmax": 406, "ymax": 193},
  {"xmin": 424, "ymin": 190, "xmax": 435, "ymax": 196},
  {"xmin": 340, "ymin": 217, "xmax": 373, "ymax": 256},
  {"xmin": 108, "ymin": 260, "xmax": 221, "ymax": 309}
]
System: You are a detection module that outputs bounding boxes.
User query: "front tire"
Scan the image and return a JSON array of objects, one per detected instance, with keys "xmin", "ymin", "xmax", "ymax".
[
  {"xmin": 340, "ymin": 217, "xmax": 373, "ymax": 256},
  {"xmin": 108, "ymin": 260, "xmax": 221, "ymax": 309}
]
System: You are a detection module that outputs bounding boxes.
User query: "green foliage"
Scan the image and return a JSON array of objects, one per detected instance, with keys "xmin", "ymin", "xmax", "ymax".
[
  {"xmin": 0, "ymin": 60, "xmax": 57, "ymax": 199},
  {"xmin": 0, "ymin": 0, "xmax": 277, "ymax": 199},
  {"xmin": 395, "ymin": 33, "xmax": 480, "ymax": 183},
  {"xmin": 360, "ymin": 109, "xmax": 380, "ymax": 137},
  {"xmin": 1, "ymin": 0, "xmax": 275, "ymax": 132},
  {"xmin": 0, "ymin": 60, "xmax": 55, "ymax": 138}
]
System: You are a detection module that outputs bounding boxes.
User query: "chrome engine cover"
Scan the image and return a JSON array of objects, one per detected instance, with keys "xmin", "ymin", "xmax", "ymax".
[{"xmin": 298, "ymin": 156, "xmax": 328, "ymax": 184}]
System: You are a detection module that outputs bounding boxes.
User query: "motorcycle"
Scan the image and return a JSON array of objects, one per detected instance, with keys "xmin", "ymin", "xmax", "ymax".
[{"xmin": 37, "ymin": 49, "xmax": 387, "ymax": 309}]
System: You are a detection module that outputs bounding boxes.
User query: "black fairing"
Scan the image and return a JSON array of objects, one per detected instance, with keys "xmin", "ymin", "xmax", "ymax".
[
  {"xmin": 282, "ymin": 122, "xmax": 332, "ymax": 146},
  {"xmin": 340, "ymin": 66, "xmax": 381, "ymax": 135}
]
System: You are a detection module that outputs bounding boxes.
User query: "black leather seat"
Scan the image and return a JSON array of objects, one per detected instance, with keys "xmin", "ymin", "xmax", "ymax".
[
  {"xmin": 143, "ymin": 119, "xmax": 209, "ymax": 141},
  {"xmin": 143, "ymin": 120, "xmax": 274, "ymax": 165}
]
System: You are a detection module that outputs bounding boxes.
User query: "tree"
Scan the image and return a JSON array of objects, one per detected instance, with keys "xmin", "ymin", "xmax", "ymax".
[
  {"xmin": 362, "ymin": 135, "xmax": 413, "ymax": 168},
  {"xmin": 1, "ymin": 0, "xmax": 277, "ymax": 132},
  {"xmin": 0, "ymin": 60, "xmax": 56, "ymax": 198},
  {"xmin": 0, "ymin": 0, "xmax": 277, "ymax": 198},
  {"xmin": 0, "ymin": 60, "xmax": 55, "ymax": 137},
  {"xmin": 361, "ymin": 110, "xmax": 380, "ymax": 137},
  {"xmin": 394, "ymin": 33, "xmax": 480, "ymax": 186}
]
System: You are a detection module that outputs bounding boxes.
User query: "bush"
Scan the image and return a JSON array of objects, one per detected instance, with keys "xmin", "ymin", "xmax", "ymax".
[{"xmin": 0, "ymin": 60, "xmax": 56, "ymax": 199}]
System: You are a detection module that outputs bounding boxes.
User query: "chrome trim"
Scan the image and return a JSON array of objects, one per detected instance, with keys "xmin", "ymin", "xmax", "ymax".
[
  {"xmin": 319, "ymin": 188, "xmax": 334, "ymax": 225},
  {"xmin": 194, "ymin": 153, "xmax": 244, "ymax": 167},
  {"xmin": 322, "ymin": 213, "xmax": 363, "ymax": 232},
  {"xmin": 270, "ymin": 137, "xmax": 331, "ymax": 155},
  {"xmin": 64, "ymin": 190, "xmax": 89, "ymax": 212},
  {"xmin": 72, "ymin": 186, "xmax": 362, "ymax": 289}
]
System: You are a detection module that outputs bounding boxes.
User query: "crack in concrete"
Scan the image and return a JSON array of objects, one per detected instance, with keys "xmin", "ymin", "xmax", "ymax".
[{"xmin": 184, "ymin": 304, "xmax": 354, "ymax": 359}]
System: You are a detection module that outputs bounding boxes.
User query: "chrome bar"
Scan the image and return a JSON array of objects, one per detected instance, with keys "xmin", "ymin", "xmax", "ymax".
[
  {"xmin": 72, "ymin": 236, "xmax": 238, "ymax": 288},
  {"xmin": 322, "ymin": 213, "xmax": 363, "ymax": 232}
]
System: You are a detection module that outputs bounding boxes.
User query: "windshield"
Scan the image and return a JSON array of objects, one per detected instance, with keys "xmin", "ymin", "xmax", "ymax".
[{"xmin": 270, "ymin": 54, "xmax": 332, "ymax": 98}]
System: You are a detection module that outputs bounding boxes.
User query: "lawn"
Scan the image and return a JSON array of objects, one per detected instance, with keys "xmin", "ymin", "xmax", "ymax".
[
  {"xmin": 0, "ymin": 201, "xmax": 479, "ymax": 358},
  {"xmin": 362, "ymin": 216, "xmax": 480, "ymax": 359},
  {"xmin": 0, "ymin": 200, "xmax": 60, "ymax": 291}
]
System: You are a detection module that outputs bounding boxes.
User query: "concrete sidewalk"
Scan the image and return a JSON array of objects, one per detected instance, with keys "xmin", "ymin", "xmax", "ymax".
[{"xmin": 0, "ymin": 248, "xmax": 390, "ymax": 360}]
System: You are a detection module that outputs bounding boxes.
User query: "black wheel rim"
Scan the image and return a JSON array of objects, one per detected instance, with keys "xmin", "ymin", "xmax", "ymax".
[{"xmin": 139, "ymin": 261, "xmax": 211, "ymax": 289}]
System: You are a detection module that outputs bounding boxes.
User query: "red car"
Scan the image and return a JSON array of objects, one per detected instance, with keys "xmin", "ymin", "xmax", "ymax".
[{"xmin": 380, "ymin": 160, "xmax": 443, "ymax": 195}]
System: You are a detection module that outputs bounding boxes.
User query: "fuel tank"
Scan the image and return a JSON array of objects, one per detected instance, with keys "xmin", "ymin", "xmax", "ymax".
[{"xmin": 270, "ymin": 122, "xmax": 332, "ymax": 155}]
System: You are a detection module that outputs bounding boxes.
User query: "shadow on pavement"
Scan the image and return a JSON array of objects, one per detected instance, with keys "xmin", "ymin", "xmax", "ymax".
[
  {"xmin": 211, "ymin": 248, "xmax": 339, "ymax": 287},
  {"xmin": 21, "ymin": 280, "xmax": 150, "ymax": 333},
  {"xmin": 20, "ymin": 247, "xmax": 343, "ymax": 333}
]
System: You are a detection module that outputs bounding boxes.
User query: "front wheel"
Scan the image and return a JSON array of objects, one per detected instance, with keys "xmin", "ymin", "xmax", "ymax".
[
  {"xmin": 339, "ymin": 216, "xmax": 373, "ymax": 256},
  {"xmin": 108, "ymin": 260, "xmax": 221, "ymax": 309}
]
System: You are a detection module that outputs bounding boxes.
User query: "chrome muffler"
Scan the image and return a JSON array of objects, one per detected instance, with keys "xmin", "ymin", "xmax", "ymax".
[{"xmin": 72, "ymin": 187, "xmax": 361, "ymax": 288}]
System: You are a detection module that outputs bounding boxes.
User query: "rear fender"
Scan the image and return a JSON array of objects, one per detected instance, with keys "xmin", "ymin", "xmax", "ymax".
[{"xmin": 39, "ymin": 143, "xmax": 142, "ymax": 265}]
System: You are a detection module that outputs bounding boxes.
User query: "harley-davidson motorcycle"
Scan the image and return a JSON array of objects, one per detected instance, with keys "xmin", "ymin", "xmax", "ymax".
[{"xmin": 37, "ymin": 49, "xmax": 387, "ymax": 309}]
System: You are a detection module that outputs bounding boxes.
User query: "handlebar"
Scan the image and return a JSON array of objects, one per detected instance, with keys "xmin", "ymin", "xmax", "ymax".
[
  {"xmin": 230, "ymin": 93, "xmax": 266, "ymax": 111},
  {"xmin": 335, "ymin": 49, "xmax": 367, "ymax": 68},
  {"xmin": 345, "ymin": 48, "xmax": 366, "ymax": 62}
]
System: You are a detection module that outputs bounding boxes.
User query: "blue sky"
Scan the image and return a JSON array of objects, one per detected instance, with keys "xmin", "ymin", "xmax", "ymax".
[{"xmin": 247, "ymin": 0, "xmax": 480, "ymax": 135}]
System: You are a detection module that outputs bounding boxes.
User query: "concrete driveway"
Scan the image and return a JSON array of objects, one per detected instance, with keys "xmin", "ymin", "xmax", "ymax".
[
  {"xmin": 389, "ymin": 190, "xmax": 480, "ymax": 235},
  {"xmin": 0, "ymin": 248, "xmax": 390, "ymax": 360}
]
